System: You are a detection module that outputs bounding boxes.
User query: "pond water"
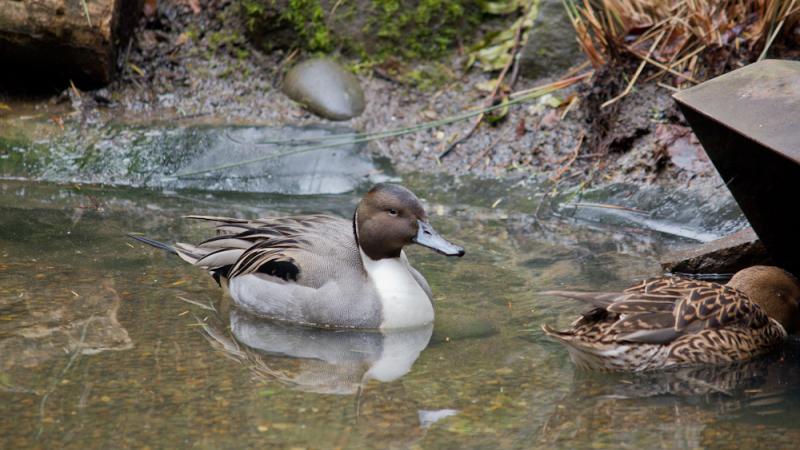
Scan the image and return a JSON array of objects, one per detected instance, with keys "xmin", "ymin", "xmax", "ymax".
[{"xmin": 2, "ymin": 174, "xmax": 800, "ymax": 450}]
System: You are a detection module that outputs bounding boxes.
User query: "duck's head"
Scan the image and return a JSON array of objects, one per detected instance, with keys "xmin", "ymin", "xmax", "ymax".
[
  {"xmin": 727, "ymin": 265, "xmax": 800, "ymax": 333},
  {"xmin": 354, "ymin": 183, "xmax": 465, "ymax": 260}
]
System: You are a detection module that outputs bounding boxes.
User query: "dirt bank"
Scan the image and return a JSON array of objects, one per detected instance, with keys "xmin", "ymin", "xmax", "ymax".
[{"xmin": 1, "ymin": 0, "xmax": 730, "ymax": 195}]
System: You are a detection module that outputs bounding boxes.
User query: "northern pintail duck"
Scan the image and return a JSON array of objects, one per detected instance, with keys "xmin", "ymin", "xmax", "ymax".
[
  {"xmin": 131, "ymin": 184, "xmax": 464, "ymax": 329},
  {"xmin": 542, "ymin": 266, "xmax": 800, "ymax": 371}
]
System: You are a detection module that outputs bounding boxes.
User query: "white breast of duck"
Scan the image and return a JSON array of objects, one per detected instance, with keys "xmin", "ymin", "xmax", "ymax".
[{"xmin": 360, "ymin": 249, "xmax": 434, "ymax": 329}]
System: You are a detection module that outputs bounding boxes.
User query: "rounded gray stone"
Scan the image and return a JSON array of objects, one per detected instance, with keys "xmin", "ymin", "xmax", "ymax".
[{"xmin": 282, "ymin": 58, "xmax": 366, "ymax": 121}]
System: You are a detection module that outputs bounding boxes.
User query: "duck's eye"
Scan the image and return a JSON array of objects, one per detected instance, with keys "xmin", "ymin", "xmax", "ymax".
[{"xmin": 388, "ymin": 209, "xmax": 398, "ymax": 216}]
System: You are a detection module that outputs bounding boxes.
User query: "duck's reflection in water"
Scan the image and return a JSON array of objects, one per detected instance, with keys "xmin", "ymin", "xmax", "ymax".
[
  {"xmin": 200, "ymin": 308, "xmax": 433, "ymax": 395},
  {"xmin": 537, "ymin": 341, "xmax": 800, "ymax": 448},
  {"xmin": 194, "ymin": 303, "xmax": 451, "ymax": 447}
]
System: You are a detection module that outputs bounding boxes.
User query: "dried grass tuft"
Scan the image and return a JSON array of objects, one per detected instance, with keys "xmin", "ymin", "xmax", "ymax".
[{"xmin": 564, "ymin": 0, "xmax": 800, "ymax": 89}]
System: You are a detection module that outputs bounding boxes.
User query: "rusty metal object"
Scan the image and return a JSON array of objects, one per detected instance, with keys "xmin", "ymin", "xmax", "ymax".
[{"xmin": 674, "ymin": 60, "xmax": 800, "ymax": 276}]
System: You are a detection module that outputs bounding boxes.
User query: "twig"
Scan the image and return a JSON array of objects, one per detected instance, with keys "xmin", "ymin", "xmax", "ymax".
[
  {"xmin": 183, "ymin": 74, "xmax": 591, "ymax": 178},
  {"xmin": 179, "ymin": 94, "xmax": 531, "ymax": 178},
  {"xmin": 437, "ymin": 104, "xmax": 487, "ymax": 160},
  {"xmin": 439, "ymin": 2, "xmax": 531, "ymax": 160},
  {"xmin": 549, "ymin": 132, "xmax": 584, "ymax": 182},
  {"xmin": 758, "ymin": 0, "xmax": 797, "ymax": 61},
  {"xmin": 176, "ymin": 295, "xmax": 216, "ymax": 312},
  {"xmin": 236, "ymin": 72, "xmax": 592, "ymax": 148},
  {"xmin": 119, "ymin": 36, "xmax": 134, "ymax": 72},
  {"xmin": 532, "ymin": 184, "xmax": 558, "ymax": 225},
  {"xmin": 508, "ymin": 54, "xmax": 523, "ymax": 89},
  {"xmin": 37, "ymin": 317, "xmax": 92, "ymax": 438},
  {"xmin": 576, "ymin": 151, "xmax": 604, "ymax": 160},
  {"xmin": 560, "ymin": 60, "xmax": 592, "ymax": 81},
  {"xmin": 625, "ymin": 44, "xmax": 700, "ymax": 84},
  {"xmin": 329, "ymin": 0, "xmax": 345, "ymax": 16},
  {"xmin": 602, "ymin": 31, "xmax": 666, "ymax": 109},
  {"xmin": 467, "ymin": 131, "xmax": 507, "ymax": 170},
  {"xmin": 559, "ymin": 95, "xmax": 579, "ymax": 120},
  {"xmin": 642, "ymin": 45, "xmax": 706, "ymax": 83},
  {"xmin": 566, "ymin": 202, "xmax": 648, "ymax": 215},
  {"xmin": 273, "ymin": 48, "xmax": 299, "ymax": 87},
  {"xmin": 657, "ymin": 82, "xmax": 680, "ymax": 92},
  {"xmin": 80, "ymin": 0, "xmax": 92, "ymax": 27},
  {"xmin": 509, "ymin": 71, "xmax": 592, "ymax": 98}
]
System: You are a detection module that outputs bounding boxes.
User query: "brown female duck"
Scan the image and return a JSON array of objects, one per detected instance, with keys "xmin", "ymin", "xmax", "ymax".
[{"xmin": 542, "ymin": 266, "xmax": 800, "ymax": 371}]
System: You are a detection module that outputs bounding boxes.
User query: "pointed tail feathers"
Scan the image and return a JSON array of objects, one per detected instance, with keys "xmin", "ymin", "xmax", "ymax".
[{"xmin": 127, "ymin": 234, "xmax": 178, "ymax": 255}]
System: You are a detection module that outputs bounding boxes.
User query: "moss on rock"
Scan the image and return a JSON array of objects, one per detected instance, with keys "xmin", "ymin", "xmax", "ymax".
[{"xmin": 240, "ymin": 0, "xmax": 484, "ymax": 61}]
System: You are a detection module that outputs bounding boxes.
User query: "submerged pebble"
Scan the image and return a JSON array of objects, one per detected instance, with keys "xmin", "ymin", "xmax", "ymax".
[{"xmin": 282, "ymin": 58, "xmax": 366, "ymax": 121}]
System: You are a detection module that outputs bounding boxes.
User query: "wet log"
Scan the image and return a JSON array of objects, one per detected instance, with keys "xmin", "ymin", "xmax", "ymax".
[{"xmin": 0, "ymin": 0, "xmax": 143, "ymax": 88}]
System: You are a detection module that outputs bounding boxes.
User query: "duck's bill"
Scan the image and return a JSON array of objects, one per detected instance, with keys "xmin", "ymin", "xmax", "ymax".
[{"xmin": 413, "ymin": 220, "xmax": 465, "ymax": 257}]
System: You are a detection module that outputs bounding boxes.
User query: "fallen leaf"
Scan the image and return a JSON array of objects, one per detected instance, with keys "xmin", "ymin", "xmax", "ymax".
[
  {"xmin": 129, "ymin": 63, "xmax": 146, "ymax": 77},
  {"xmin": 539, "ymin": 94, "xmax": 563, "ymax": 108},
  {"xmin": 481, "ymin": 0, "xmax": 523, "ymax": 15},
  {"xmin": 486, "ymin": 96, "xmax": 509, "ymax": 123},
  {"xmin": 421, "ymin": 110, "xmax": 439, "ymax": 120},
  {"xmin": 51, "ymin": 115, "xmax": 65, "ymax": 130},
  {"xmin": 539, "ymin": 109, "xmax": 560, "ymax": 129},
  {"xmin": 70, "ymin": 80, "xmax": 81, "ymax": 98},
  {"xmin": 175, "ymin": 32, "xmax": 190, "ymax": 47},
  {"xmin": 475, "ymin": 80, "xmax": 498, "ymax": 93}
]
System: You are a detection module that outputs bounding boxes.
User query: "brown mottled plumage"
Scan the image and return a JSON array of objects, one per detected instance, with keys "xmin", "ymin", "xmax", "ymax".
[{"xmin": 542, "ymin": 266, "xmax": 800, "ymax": 371}]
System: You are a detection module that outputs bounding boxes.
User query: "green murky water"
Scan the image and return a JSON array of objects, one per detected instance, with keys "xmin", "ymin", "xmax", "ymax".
[{"xmin": 2, "ymin": 177, "xmax": 800, "ymax": 450}]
